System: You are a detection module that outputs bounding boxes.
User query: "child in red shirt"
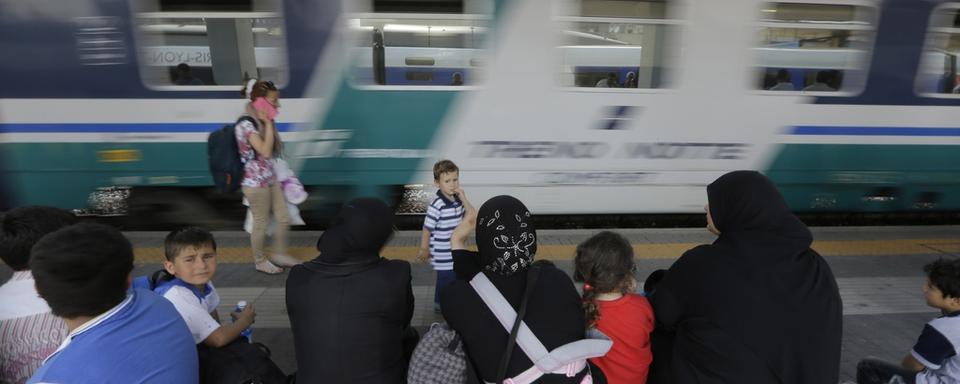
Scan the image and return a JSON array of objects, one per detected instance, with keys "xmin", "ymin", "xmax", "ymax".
[{"xmin": 574, "ymin": 231, "xmax": 655, "ymax": 384}]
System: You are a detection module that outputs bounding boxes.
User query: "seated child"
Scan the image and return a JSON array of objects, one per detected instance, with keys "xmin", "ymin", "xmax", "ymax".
[
  {"xmin": 156, "ymin": 227, "xmax": 256, "ymax": 347},
  {"xmin": 574, "ymin": 231, "xmax": 654, "ymax": 384},
  {"xmin": 857, "ymin": 258, "xmax": 960, "ymax": 384}
]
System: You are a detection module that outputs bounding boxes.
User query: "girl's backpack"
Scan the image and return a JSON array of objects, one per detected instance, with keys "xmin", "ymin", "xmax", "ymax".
[{"xmin": 207, "ymin": 116, "xmax": 256, "ymax": 193}]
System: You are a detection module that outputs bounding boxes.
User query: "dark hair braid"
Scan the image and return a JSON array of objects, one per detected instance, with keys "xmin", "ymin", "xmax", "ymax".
[{"xmin": 573, "ymin": 231, "xmax": 636, "ymax": 329}]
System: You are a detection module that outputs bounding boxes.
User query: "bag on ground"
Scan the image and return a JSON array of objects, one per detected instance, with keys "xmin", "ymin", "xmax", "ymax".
[{"xmin": 407, "ymin": 322, "xmax": 468, "ymax": 384}]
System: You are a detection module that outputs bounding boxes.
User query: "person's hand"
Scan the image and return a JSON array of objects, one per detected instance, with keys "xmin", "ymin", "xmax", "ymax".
[
  {"xmin": 453, "ymin": 187, "xmax": 467, "ymax": 201},
  {"xmin": 231, "ymin": 304, "xmax": 257, "ymax": 326},
  {"xmin": 416, "ymin": 248, "xmax": 429, "ymax": 263},
  {"xmin": 451, "ymin": 209, "xmax": 477, "ymax": 249},
  {"xmin": 256, "ymin": 108, "xmax": 271, "ymax": 123}
]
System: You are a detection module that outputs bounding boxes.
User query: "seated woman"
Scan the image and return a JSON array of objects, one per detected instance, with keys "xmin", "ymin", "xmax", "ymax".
[
  {"xmin": 441, "ymin": 195, "xmax": 593, "ymax": 384},
  {"xmin": 286, "ymin": 198, "xmax": 414, "ymax": 384},
  {"xmin": 647, "ymin": 171, "xmax": 842, "ymax": 384}
]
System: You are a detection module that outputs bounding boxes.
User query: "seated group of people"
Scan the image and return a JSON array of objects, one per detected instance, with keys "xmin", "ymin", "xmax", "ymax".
[{"xmin": 0, "ymin": 171, "xmax": 957, "ymax": 384}]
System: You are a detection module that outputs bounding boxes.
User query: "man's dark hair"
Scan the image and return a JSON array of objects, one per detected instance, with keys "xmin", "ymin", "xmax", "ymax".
[
  {"xmin": 30, "ymin": 223, "xmax": 134, "ymax": 318},
  {"xmin": 164, "ymin": 227, "xmax": 217, "ymax": 262},
  {"xmin": 177, "ymin": 63, "xmax": 191, "ymax": 72},
  {"xmin": 816, "ymin": 70, "xmax": 831, "ymax": 84},
  {"xmin": 776, "ymin": 69, "xmax": 790, "ymax": 82},
  {"xmin": 0, "ymin": 206, "xmax": 79, "ymax": 271},
  {"xmin": 925, "ymin": 258, "xmax": 960, "ymax": 299}
]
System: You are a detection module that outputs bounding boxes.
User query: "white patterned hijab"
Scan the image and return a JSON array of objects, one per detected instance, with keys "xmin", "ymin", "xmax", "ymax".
[{"xmin": 476, "ymin": 195, "xmax": 537, "ymax": 276}]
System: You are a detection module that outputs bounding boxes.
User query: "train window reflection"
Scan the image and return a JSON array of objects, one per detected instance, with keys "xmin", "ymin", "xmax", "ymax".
[
  {"xmin": 754, "ymin": 2, "xmax": 875, "ymax": 93},
  {"xmin": 558, "ymin": 0, "xmax": 677, "ymax": 89},
  {"xmin": 915, "ymin": 6, "xmax": 960, "ymax": 96},
  {"xmin": 347, "ymin": 15, "xmax": 489, "ymax": 86},
  {"xmin": 132, "ymin": 0, "xmax": 288, "ymax": 89}
]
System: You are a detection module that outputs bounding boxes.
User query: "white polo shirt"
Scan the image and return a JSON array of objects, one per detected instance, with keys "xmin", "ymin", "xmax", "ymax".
[{"xmin": 156, "ymin": 279, "xmax": 221, "ymax": 344}]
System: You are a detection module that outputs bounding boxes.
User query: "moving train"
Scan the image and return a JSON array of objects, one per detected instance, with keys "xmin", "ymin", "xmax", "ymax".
[{"xmin": 2, "ymin": 0, "xmax": 960, "ymax": 226}]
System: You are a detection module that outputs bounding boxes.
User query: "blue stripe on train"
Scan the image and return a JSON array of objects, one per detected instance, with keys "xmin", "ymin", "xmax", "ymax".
[
  {"xmin": 0, "ymin": 123, "xmax": 296, "ymax": 133},
  {"xmin": 791, "ymin": 126, "xmax": 960, "ymax": 136}
]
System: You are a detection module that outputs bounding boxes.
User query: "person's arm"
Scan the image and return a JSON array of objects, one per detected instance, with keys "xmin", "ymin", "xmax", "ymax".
[
  {"xmin": 202, "ymin": 304, "xmax": 256, "ymax": 348},
  {"xmin": 420, "ymin": 203, "xmax": 440, "ymax": 261},
  {"xmin": 902, "ymin": 354, "xmax": 926, "ymax": 372},
  {"xmin": 451, "ymin": 209, "xmax": 476, "ymax": 250},
  {"xmin": 417, "ymin": 228, "xmax": 431, "ymax": 263},
  {"xmin": 454, "ymin": 187, "xmax": 475, "ymax": 216},
  {"xmin": 403, "ymin": 265, "xmax": 415, "ymax": 326},
  {"xmin": 246, "ymin": 113, "xmax": 275, "ymax": 159}
]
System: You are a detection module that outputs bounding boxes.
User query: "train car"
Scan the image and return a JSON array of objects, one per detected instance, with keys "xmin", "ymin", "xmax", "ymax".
[{"xmin": 2, "ymin": 0, "xmax": 960, "ymax": 225}]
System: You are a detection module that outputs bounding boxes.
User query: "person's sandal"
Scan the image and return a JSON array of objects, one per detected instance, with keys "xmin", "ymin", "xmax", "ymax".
[
  {"xmin": 269, "ymin": 254, "xmax": 301, "ymax": 268},
  {"xmin": 255, "ymin": 260, "xmax": 283, "ymax": 275}
]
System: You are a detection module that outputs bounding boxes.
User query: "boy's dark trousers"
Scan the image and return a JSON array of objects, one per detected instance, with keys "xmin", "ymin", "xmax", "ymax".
[
  {"xmin": 857, "ymin": 357, "xmax": 917, "ymax": 384},
  {"xmin": 434, "ymin": 270, "xmax": 456, "ymax": 306}
]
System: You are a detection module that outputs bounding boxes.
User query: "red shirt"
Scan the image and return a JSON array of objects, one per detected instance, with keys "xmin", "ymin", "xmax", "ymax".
[{"xmin": 590, "ymin": 294, "xmax": 654, "ymax": 384}]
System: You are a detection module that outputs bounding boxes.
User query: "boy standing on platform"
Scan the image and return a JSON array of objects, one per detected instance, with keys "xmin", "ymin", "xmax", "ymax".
[{"xmin": 418, "ymin": 160, "xmax": 474, "ymax": 313}]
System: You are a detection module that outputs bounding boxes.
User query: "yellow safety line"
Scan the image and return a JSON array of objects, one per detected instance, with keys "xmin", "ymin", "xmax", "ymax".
[{"xmin": 133, "ymin": 238, "xmax": 960, "ymax": 264}]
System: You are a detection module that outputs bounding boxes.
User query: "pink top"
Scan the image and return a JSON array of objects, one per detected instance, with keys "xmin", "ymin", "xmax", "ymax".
[
  {"xmin": 0, "ymin": 271, "xmax": 68, "ymax": 384},
  {"xmin": 235, "ymin": 118, "xmax": 276, "ymax": 188}
]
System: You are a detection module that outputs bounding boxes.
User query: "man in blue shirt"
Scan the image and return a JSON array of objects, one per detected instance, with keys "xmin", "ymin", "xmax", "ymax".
[{"xmin": 28, "ymin": 223, "xmax": 198, "ymax": 384}]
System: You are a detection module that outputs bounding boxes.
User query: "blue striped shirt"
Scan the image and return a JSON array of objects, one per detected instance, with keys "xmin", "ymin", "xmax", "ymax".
[{"xmin": 423, "ymin": 191, "xmax": 465, "ymax": 271}]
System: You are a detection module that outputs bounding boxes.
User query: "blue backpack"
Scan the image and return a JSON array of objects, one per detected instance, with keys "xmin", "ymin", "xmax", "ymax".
[
  {"xmin": 131, "ymin": 270, "xmax": 171, "ymax": 291},
  {"xmin": 207, "ymin": 116, "xmax": 257, "ymax": 193}
]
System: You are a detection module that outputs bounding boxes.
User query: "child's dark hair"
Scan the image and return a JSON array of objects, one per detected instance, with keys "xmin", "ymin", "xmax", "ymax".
[
  {"xmin": 164, "ymin": 227, "xmax": 217, "ymax": 262},
  {"xmin": 924, "ymin": 258, "xmax": 960, "ymax": 298},
  {"xmin": 30, "ymin": 223, "xmax": 133, "ymax": 318},
  {"xmin": 573, "ymin": 231, "xmax": 636, "ymax": 328},
  {"xmin": 240, "ymin": 80, "xmax": 278, "ymax": 101},
  {"xmin": 433, "ymin": 160, "xmax": 459, "ymax": 180},
  {"xmin": 0, "ymin": 206, "xmax": 79, "ymax": 271}
]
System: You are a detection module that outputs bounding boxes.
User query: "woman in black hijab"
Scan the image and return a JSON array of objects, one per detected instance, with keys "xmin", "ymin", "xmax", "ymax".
[
  {"xmin": 648, "ymin": 171, "xmax": 842, "ymax": 384},
  {"xmin": 285, "ymin": 198, "xmax": 414, "ymax": 384},
  {"xmin": 441, "ymin": 195, "xmax": 590, "ymax": 383}
]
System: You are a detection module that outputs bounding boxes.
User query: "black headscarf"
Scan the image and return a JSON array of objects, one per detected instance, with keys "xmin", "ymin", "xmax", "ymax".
[
  {"xmin": 475, "ymin": 195, "xmax": 537, "ymax": 276},
  {"xmin": 707, "ymin": 170, "xmax": 813, "ymax": 249},
  {"xmin": 315, "ymin": 197, "xmax": 394, "ymax": 264},
  {"xmin": 649, "ymin": 171, "xmax": 842, "ymax": 384}
]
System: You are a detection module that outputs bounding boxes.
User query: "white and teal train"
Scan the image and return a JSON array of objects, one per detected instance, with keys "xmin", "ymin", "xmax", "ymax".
[{"xmin": 2, "ymin": 0, "xmax": 960, "ymax": 225}]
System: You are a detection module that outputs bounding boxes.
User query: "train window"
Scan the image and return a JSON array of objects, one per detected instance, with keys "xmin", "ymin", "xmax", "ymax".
[
  {"xmin": 374, "ymin": 0, "xmax": 464, "ymax": 13},
  {"xmin": 915, "ymin": 5, "xmax": 960, "ymax": 96},
  {"xmin": 557, "ymin": 0, "xmax": 678, "ymax": 89},
  {"xmin": 347, "ymin": 14, "xmax": 490, "ymax": 86},
  {"xmin": 131, "ymin": 0, "xmax": 288, "ymax": 90},
  {"xmin": 754, "ymin": 3, "xmax": 876, "ymax": 93}
]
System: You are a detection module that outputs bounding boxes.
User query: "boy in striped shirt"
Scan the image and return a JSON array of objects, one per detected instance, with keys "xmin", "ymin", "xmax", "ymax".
[{"xmin": 418, "ymin": 160, "xmax": 474, "ymax": 313}]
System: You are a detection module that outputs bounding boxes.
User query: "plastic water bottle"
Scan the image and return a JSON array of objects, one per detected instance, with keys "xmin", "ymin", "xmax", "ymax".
[{"xmin": 235, "ymin": 300, "xmax": 252, "ymax": 343}]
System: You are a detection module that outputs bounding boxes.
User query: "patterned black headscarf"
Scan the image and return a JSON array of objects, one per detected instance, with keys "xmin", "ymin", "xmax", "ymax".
[{"xmin": 475, "ymin": 195, "xmax": 537, "ymax": 276}]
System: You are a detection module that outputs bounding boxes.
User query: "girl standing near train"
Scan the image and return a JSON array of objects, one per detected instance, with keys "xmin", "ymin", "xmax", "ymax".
[{"xmin": 237, "ymin": 79, "xmax": 300, "ymax": 274}]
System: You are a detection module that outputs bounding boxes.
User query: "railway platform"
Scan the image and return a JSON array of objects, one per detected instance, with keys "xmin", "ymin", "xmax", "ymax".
[{"xmin": 3, "ymin": 225, "xmax": 956, "ymax": 381}]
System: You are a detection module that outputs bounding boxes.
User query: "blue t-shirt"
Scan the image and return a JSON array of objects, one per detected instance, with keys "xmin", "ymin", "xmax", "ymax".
[{"xmin": 29, "ymin": 289, "xmax": 198, "ymax": 384}]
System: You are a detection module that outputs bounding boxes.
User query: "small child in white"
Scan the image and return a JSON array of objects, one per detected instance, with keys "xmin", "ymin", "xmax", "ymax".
[
  {"xmin": 857, "ymin": 258, "xmax": 960, "ymax": 384},
  {"xmin": 155, "ymin": 227, "xmax": 256, "ymax": 347}
]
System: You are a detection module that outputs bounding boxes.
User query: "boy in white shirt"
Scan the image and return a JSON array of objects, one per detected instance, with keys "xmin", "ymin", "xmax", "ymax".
[{"xmin": 155, "ymin": 227, "xmax": 256, "ymax": 347}]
